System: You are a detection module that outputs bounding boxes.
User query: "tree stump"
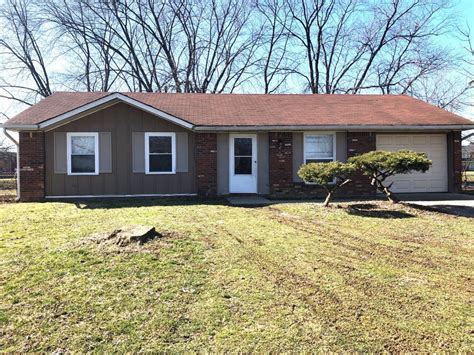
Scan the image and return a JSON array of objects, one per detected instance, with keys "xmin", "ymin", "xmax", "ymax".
[{"xmin": 105, "ymin": 226, "xmax": 158, "ymax": 246}]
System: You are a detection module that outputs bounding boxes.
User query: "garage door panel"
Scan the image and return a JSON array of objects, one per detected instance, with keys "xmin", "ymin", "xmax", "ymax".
[
  {"xmin": 413, "ymin": 136, "xmax": 428, "ymax": 145},
  {"xmin": 398, "ymin": 136, "xmax": 411, "ymax": 145},
  {"xmin": 413, "ymin": 180, "xmax": 427, "ymax": 189},
  {"xmin": 430, "ymin": 151, "xmax": 444, "ymax": 159},
  {"xmin": 430, "ymin": 179, "xmax": 446, "ymax": 190},
  {"xmin": 377, "ymin": 135, "xmax": 393, "ymax": 145},
  {"xmin": 376, "ymin": 134, "xmax": 447, "ymax": 193},
  {"xmin": 430, "ymin": 135, "xmax": 445, "ymax": 145}
]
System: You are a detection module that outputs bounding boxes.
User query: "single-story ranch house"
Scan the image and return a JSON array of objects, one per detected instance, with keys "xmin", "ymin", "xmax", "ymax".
[{"xmin": 2, "ymin": 92, "xmax": 474, "ymax": 201}]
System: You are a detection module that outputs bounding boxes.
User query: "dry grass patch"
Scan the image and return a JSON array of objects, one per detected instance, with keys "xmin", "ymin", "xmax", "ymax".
[
  {"xmin": 0, "ymin": 198, "xmax": 472, "ymax": 352},
  {"xmin": 0, "ymin": 178, "xmax": 16, "ymax": 202}
]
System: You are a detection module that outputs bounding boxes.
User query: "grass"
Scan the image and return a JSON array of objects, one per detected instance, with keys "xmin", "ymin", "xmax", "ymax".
[
  {"xmin": 0, "ymin": 199, "xmax": 473, "ymax": 352},
  {"xmin": 465, "ymin": 171, "xmax": 474, "ymax": 182},
  {"xmin": 0, "ymin": 178, "xmax": 16, "ymax": 200}
]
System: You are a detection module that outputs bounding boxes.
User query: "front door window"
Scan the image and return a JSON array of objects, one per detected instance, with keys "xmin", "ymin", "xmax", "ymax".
[{"xmin": 234, "ymin": 138, "xmax": 252, "ymax": 175}]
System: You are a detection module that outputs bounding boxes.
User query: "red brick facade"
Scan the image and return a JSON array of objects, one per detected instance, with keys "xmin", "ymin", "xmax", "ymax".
[
  {"xmin": 449, "ymin": 131, "xmax": 462, "ymax": 192},
  {"xmin": 269, "ymin": 132, "xmax": 293, "ymax": 195},
  {"xmin": 345, "ymin": 132, "xmax": 377, "ymax": 196},
  {"xmin": 15, "ymin": 129, "xmax": 463, "ymax": 200},
  {"xmin": 19, "ymin": 132, "xmax": 45, "ymax": 201},
  {"xmin": 268, "ymin": 131, "xmax": 378, "ymax": 198},
  {"xmin": 195, "ymin": 133, "xmax": 217, "ymax": 196}
]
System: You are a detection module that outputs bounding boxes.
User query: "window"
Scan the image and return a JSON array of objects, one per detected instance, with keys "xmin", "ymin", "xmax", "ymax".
[
  {"xmin": 145, "ymin": 132, "xmax": 176, "ymax": 174},
  {"xmin": 67, "ymin": 132, "xmax": 99, "ymax": 175},
  {"xmin": 234, "ymin": 137, "xmax": 253, "ymax": 175},
  {"xmin": 304, "ymin": 133, "xmax": 336, "ymax": 164}
]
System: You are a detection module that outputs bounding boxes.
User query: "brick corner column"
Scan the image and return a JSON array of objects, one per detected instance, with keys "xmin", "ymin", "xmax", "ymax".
[
  {"xmin": 19, "ymin": 131, "xmax": 45, "ymax": 202},
  {"xmin": 195, "ymin": 133, "xmax": 217, "ymax": 196},
  {"xmin": 449, "ymin": 131, "xmax": 462, "ymax": 193},
  {"xmin": 269, "ymin": 132, "xmax": 293, "ymax": 196},
  {"xmin": 346, "ymin": 132, "xmax": 376, "ymax": 197}
]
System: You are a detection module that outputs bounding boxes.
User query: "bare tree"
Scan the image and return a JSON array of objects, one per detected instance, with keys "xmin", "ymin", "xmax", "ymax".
[
  {"xmin": 46, "ymin": 0, "xmax": 120, "ymax": 92},
  {"xmin": 0, "ymin": 0, "xmax": 472, "ymax": 121},
  {"xmin": 170, "ymin": 0, "xmax": 263, "ymax": 93},
  {"xmin": 0, "ymin": 0, "xmax": 52, "ymax": 105},
  {"xmin": 254, "ymin": 0, "xmax": 294, "ymax": 93}
]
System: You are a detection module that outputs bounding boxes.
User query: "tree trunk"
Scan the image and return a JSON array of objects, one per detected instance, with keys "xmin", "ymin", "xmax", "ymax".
[
  {"xmin": 323, "ymin": 191, "xmax": 332, "ymax": 207},
  {"xmin": 377, "ymin": 180, "xmax": 399, "ymax": 203},
  {"xmin": 383, "ymin": 186, "xmax": 400, "ymax": 203}
]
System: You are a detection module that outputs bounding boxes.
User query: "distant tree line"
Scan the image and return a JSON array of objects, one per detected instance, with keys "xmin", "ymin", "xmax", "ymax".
[{"xmin": 0, "ymin": 0, "xmax": 472, "ymax": 113}]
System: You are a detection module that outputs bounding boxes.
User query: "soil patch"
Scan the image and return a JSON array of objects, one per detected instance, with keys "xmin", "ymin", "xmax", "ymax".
[{"xmin": 77, "ymin": 225, "xmax": 180, "ymax": 253}]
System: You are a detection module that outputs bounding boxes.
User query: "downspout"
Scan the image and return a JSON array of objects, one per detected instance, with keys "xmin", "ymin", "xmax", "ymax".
[{"xmin": 2, "ymin": 128, "xmax": 20, "ymax": 201}]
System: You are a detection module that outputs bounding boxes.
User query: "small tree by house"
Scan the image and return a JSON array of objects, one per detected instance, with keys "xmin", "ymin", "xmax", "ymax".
[
  {"xmin": 348, "ymin": 150, "xmax": 432, "ymax": 203},
  {"xmin": 298, "ymin": 161, "xmax": 356, "ymax": 207}
]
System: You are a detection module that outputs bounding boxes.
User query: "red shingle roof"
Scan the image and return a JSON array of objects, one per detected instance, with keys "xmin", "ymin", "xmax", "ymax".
[{"xmin": 5, "ymin": 91, "xmax": 473, "ymax": 127}]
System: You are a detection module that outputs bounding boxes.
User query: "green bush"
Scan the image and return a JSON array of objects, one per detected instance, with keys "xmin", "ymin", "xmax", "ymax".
[
  {"xmin": 349, "ymin": 150, "xmax": 432, "ymax": 203},
  {"xmin": 298, "ymin": 161, "xmax": 356, "ymax": 206}
]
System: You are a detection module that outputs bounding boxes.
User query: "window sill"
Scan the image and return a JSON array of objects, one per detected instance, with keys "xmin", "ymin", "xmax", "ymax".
[
  {"xmin": 67, "ymin": 173, "xmax": 99, "ymax": 176},
  {"xmin": 145, "ymin": 171, "xmax": 176, "ymax": 175}
]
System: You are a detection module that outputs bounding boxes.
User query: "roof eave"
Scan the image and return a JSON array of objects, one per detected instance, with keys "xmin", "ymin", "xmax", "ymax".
[
  {"xmin": 3, "ymin": 123, "xmax": 474, "ymax": 132},
  {"xmin": 1, "ymin": 123, "xmax": 39, "ymax": 131},
  {"xmin": 193, "ymin": 124, "xmax": 474, "ymax": 131},
  {"xmin": 2, "ymin": 93, "xmax": 195, "ymax": 131}
]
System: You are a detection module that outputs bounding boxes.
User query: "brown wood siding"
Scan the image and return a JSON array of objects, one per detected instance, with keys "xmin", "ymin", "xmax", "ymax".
[{"xmin": 45, "ymin": 103, "xmax": 196, "ymax": 196}]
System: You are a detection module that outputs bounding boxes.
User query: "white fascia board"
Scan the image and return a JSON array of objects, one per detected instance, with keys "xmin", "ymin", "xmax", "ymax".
[
  {"xmin": 37, "ymin": 93, "xmax": 119, "ymax": 128},
  {"xmin": 111, "ymin": 94, "xmax": 194, "ymax": 130},
  {"xmin": 3, "ymin": 93, "xmax": 194, "ymax": 131},
  {"xmin": 193, "ymin": 124, "xmax": 474, "ymax": 132},
  {"xmin": 38, "ymin": 93, "xmax": 194, "ymax": 130},
  {"xmin": 1, "ymin": 124, "xmax": 39, "ymax": 131}
]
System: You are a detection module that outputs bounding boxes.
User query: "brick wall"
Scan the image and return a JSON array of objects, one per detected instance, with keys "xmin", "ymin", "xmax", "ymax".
[
  {"xmin": 268, "ymin": 131, "xmax": 377, "ymax": 198},
  {"xmin": 450, "ymin": 131, "xmax": 462, "ymax": 192},
  {"xmin": 345, "ymin": 132, "xmax": 377, "ymax": 197},
  {"xmin": 19, "ymin": 132, "xmax": 45, "ymax": 201},
  {"xmin": 269, "ymin": 132, "xmax": 293, "ymax": 196},
  {"xmin": 195, "ymin": 133, "xmax": 217, "ymax": 196}
]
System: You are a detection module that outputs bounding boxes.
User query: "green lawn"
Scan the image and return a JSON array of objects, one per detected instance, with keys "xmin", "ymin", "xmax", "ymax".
[
  {"xmin": 0, "ymin": 178, "xmax": 16, "ymax": 199},
  {"xmin": 465, "ymin": 171, "xmax": 474, "ymax": 182},
  {"xmin": 0, "ymin": 199, "xmax": 473, "ymax": 352}
]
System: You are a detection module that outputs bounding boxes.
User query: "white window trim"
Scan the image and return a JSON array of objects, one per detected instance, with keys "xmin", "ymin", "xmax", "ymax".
[
  {"xmin": 303, "ymin": 132, "xmax": 337, "ymax": 185},
  {"xmin": 303, "ymin": 131, "xmax": 337, "ymax": 163},
  {"xmin": 145, "ymin": 132, "xmax": 176, "ymax": 175},
  {"xmin": 67, "ymin": 132, "xmax": 99, "ymax": 176}
]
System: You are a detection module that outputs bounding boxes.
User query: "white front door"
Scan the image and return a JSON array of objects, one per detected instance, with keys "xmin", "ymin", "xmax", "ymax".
[{"xmin": 229, "ymin": 134, "xmax": 257, "ymax": 193}]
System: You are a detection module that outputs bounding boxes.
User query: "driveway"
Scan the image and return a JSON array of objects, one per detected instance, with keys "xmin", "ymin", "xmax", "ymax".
[{"xmin": 399, "ymin": 193, "xmax": 474, "ymax": 217}]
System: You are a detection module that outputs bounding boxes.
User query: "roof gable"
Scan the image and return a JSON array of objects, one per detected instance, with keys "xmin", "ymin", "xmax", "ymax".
[{"xmin": 4, "ymin": 93, "xmax": 194, "ymax": 130}]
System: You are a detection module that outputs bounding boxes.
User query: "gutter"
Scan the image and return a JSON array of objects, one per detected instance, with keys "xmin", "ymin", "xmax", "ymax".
[
  {"xmin": 193, "ymin": 124, "xmax": 474, "ymax": 132},
  {"xmin": 1, "ymin": 124, "xmax": 39, "ymax": 131},
  {"xmin": 2, "ymin": 128, "xmax": 20, "ymax": 201},
  {"xmin": 4, "ymin": 123, "xmax": 474, "ymax": 132}
]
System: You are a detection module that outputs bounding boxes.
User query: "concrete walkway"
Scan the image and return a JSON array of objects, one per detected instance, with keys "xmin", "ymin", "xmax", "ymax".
[
  {"xmin": 399, "ymin": 193, "xmax": 474, "ymax": 217},
  {"xmin": 227, "ymin": 196, "xmax": 272, "ymax": 207},
  {"xmin": 226, "ymin": 193, "xmax": 474, "ymax": 217}
]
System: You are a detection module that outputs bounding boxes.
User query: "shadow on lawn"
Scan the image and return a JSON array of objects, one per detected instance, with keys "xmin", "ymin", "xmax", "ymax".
[
  {"xmin": 70, "ymin": 197, "xmax": 229, "ymax": 210},
  {"xmin": 405, "ymin": 203, "xmax": 474, "ymax": 218},
  {"xmin": 346, "ymin": 203, "xmax": 415, "ymax": 219}
]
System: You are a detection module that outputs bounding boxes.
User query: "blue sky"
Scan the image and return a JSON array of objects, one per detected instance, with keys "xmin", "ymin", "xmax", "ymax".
[{"xmin": 0, "ymin": 0, "xmax": 473, "ymax": 147}]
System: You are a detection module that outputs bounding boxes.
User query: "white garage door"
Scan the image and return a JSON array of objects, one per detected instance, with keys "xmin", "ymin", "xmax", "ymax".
[{"xmin": 376, "ymin": 134, "xmax": 448, "ymax": 193}]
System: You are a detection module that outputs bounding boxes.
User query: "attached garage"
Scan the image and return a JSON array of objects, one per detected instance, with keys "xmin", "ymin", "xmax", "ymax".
[{"xmin": 376, "ymin": 134, "xmax": 448, "ymax": 193}]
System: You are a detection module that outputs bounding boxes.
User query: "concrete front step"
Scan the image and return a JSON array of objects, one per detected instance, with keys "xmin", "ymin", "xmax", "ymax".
[{"xmin": 227, "ymin": 196, "xmax": 272, "ymax": 207}]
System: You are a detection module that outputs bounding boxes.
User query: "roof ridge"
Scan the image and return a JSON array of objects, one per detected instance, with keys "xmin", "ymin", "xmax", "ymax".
[
  {"xmin": 51, "ymin": 91, "xmax": 410, "ymax": 97},
  {"xmin": 4, "ymin": 91, "xmax": 473, "ymax": 128}
]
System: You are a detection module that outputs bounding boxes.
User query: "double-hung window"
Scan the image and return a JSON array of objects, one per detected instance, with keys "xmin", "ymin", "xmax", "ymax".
[
  {"xmin": 304, "ymin": 133, "xmax": 336, "ymax": 164},
  {"xmin": 145, "ymin": 132, "xmax": 176, "ymax": 174},
  {"xmin": 67, "ymin": 132, "xmax": 99, "ymax": 175}
]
